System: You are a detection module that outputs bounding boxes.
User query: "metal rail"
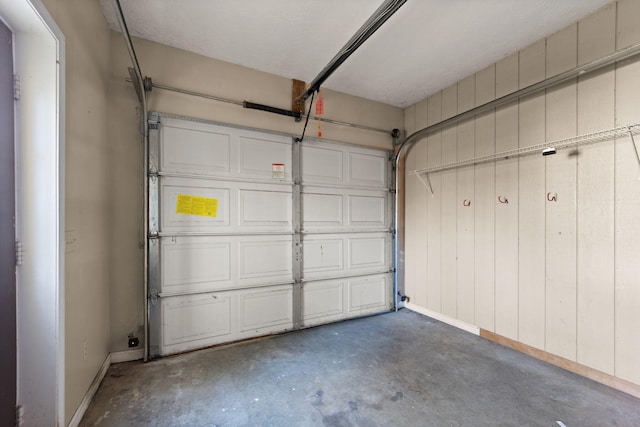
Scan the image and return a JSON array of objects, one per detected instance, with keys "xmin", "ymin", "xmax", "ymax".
[
  {"xmin": 410, "ymin": 124, "xmax": 640, "ymax": 194},
  {"xmin": 114, "ymin": 0, "xmax": 150, "ymax": 362},
  {"xmin": 297, "ymin": 0, "xmax": 407, "ymax": 103},
  {"xmin": 127, "ymin": 78, "xmax": 392, "ymax": 134}
]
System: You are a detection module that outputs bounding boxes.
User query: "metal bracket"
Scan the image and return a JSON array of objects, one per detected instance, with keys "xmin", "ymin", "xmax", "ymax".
[
  {"xmin": 13, "ymin": 75, "xmax": 21, "ymax": 101},
  {"xmin": 149, "ymin": 288, "xmax": 158, "ymax": 305},
  {"xmin": 15, "ymin": 241, "xmax": 23, "ymax": 266}
]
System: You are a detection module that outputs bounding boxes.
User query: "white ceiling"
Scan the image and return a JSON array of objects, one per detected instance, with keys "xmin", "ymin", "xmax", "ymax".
[{"xmin": 100, "ymin": 0, "xmax": 610, "ymax": 108}]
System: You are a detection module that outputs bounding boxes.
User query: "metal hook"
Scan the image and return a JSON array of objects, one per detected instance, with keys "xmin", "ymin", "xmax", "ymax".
[
  {"xmin": 497, "ymin": 196, "xmax": 509, "ymax": 204},
  {"xmin": 547, "ymin": 192, "xmax": 557, "ymax": 202},
  {"xmin": 463, "ymin": 199, "xmax": 471, "ymax": 207}
]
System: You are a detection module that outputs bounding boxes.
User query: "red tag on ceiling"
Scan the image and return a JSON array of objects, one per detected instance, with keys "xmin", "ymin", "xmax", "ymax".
[{"xmin": 315, "ymin": 94, "xmax": 324, "ymax": 116}]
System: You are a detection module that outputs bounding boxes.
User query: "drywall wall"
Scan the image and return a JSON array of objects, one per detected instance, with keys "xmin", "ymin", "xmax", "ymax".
[
  {"xmin": 41, "ymin": 0, "xmax": 112, "ymax": 424},
  {"xmin": 107, "ymin": 34, "xmax": 404, "ymax": 354},
  {"xmin": 403, "ymin": 0, "xmax": 640, "ymax": 387}
]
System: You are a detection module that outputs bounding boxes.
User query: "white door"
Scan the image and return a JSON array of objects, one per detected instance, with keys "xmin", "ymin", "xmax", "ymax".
[{"xmin": 148, "ymin": 114, "xmax": 392, "ymax": 357}]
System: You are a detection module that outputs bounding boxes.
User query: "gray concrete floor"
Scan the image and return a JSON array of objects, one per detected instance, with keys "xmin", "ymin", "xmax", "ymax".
[{"xmin": 80, "ymin": 310, "xmax": 640, "ymax": 426}]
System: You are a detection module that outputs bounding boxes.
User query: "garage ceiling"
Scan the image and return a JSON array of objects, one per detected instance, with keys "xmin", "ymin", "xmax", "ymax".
[{"xmin": 100, "ymin": 0, "xmax": 611, "ymax": 108}]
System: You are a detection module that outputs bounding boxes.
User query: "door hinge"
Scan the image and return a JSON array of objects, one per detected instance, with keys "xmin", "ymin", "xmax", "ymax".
[
  {"xmin": 13, "ymin": 75, "xmax": 21, "ymax": 101},
  {"xmin": 16, "ymin": 405, "xmax": 24, "ymax": 427},
  {"xmin": 15, "ymin": 241, "xmax": 23, "ymax": 266}
]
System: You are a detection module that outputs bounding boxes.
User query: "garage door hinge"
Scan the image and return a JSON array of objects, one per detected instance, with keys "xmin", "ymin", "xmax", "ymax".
[
  {"xmin": 389, "ymin": 189, "xmax": 396, "ymax": 194},
  {"xmin": 13, "ymin": 75, "xmax": 21, "ymax": 101},
  {"xmin": 16, "ymin": 405, "xmax": 23, "ymax": 427},
  {"xmin": 148, "ymin": 119, "xmax": 159, "ymax": 130},
  {"xmin": 149, "ymin": 289, "xmax": 158, "ymax": 304},
  {"xmin": 15, "ymin": 241, "xmax": 23, "ymax": 266}
]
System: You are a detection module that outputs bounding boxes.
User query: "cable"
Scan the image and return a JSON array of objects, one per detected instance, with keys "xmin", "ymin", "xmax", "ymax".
[{"xmin": 296, "ymin": 90, "xmax": 316, "ymax": 143}]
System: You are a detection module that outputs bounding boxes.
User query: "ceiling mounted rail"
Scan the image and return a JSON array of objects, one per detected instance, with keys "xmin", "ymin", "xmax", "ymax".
[{"xmin": 296, "ymin": 0, "xmax": 407, "ymax": 103}]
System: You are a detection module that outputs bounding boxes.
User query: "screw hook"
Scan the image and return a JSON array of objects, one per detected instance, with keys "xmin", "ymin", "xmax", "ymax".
[
  {"xmin": 463, "ymin": 199, "xmax": 471, "ymax": 207},
  {"xmin": 497, "ymin": 195, "xmax": 509, "ymax": 204},
  {"xmin": 547, "ymin": 192, "xmax": 557, "ymax": 202}
]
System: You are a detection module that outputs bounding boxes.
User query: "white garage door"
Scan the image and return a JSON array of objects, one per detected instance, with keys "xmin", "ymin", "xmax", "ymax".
[{"xmin": 147, "ymin": 114, "xmax": 392, "ymax": 357}]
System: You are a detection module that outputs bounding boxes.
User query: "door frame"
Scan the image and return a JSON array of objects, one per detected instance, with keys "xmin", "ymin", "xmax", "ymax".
[
  {"xmin": 0, "ymin": 0, "xmax": 65, "ymax": 425},
  {"xmin": 0, "ymin": 15, "xmax": 15, "ymax": 427}
]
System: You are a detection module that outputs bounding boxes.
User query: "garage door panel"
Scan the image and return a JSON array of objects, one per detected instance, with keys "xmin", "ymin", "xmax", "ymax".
[
  {"xmin": 302, "ymin": 193, "xmax": 343, "ymax": 227},
  {"xmin": 349, "ymin": 195, "xmax": 386, "ymax": 227},
  {"xmin": 301, "ymin": 145, "xmax": 343, "ymax": 184},
  {"xmin": 303, "ymin": 280, "xmax": 345, "ymax": 321},
  {"xmin": 239, "ymin": 240, "xmax": 292, "ymax": 279},
  {"xmin": 161, "ymin": 182, "xmax": 230, "ymax": 230},
  {"xmin": 239, "ymin": 136, "xmax": 291, "ymax": 181},
  {"xmin": 160, "ymin": 235, "xmax": 293, "ymax": 295},
  {"xmin": 303, "ymin": 238, "xmax": 344, "ymax": 273},
  {"xmin": 161, "ymin": 124, "xmax": 232, "ymax": 176},
  {"xmin": 161, "ymin": 238, "xmax": 231, "ymax": 294},
  {"xmin": 239, "ymin": 287, "xmax": 293, "ymax": 332},
  {"xmin": 239, "ymin": 189, "xmax": 291, "ymax": 226},
  {"xmin": 162, "ymin": 294, "xmax": 232, "ymax": 348},
  {"xmin": 302, "ymin": 233, "xmax": 391, "ymax": 281},
  {"xmin": 302, "ymin": 274, "xmax": 392, "ymax": 328},
  {"xmin": 349, "ymin": 275, "xmax": 389, "ymax": 313},
  {"xmin": 302, "ymin": 186, "xmax": 389, "ymax": 232},
  {"xmin": 160, "ymin": 177, "xmax": 292, "ymax": 233},
  {"xmin": 349, "ymin": 236, "xmax": 386, "ymax": 270},
  {"xmin": 349, "ymin": 152, "xmax": 387, "ymax": 187}
]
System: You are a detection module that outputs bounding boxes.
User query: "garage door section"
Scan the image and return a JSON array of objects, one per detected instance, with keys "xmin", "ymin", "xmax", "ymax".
[
  {"xmin": 148, "ymin": 114, "xmax": 294, "ymax": 357},
  {"xmin": 300, "ymin": 140, "xmax": 393, "ymax": 327},
  {"xmin": 147, "ymin": 114, "xmax": 393, "ymax": 357}
]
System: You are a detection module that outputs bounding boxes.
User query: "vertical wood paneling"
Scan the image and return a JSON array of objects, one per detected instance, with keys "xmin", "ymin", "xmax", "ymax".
[
  {"xmin": 518, "ymin": 41, "xmax": 546, "ymax": 349},
  {"xmin": 544, "ymin": 26, "xmax": 578, "ymax": 361},
  {"xmin": 441, "ymin": 85, "xmax": 458, "ymax": 318},
  {"xmin": 494, "ymin": 53, "xmax": 519, "ymax": 340},
  {"xmin": 519, "ymin": 40, "xmax": 546, "ymax": 88},
  {"xmin": 616, "ymin": 0, "xmax": 640, "ymax": 50},
  {"xmin": 413, "ymin": 100, "xmax": 429, "ymax": 307},
  {"xmin": 546, "ymin": 25, "xmax": 578, "ymax": 77},
  {"xmin": 474, "ymin": 65, "xmax": 496, "ymax": 331},
  {"xmin": 456, "ymin": 76, "xmax": 475, "ymax": 324},
  {"xmin": 402, "ymin": 0, "xmax": 640, "ymax": 389},
  {"xmin": 614, "ymin": 53, "xmax": 640, "ymax": 384},
  {"xmin": 576, "ymin": 4, "xmax": 616, "ymax": 374},
  {"xmin": 426, "ymin": 93, "xmax": 443, "ymax": 312}
]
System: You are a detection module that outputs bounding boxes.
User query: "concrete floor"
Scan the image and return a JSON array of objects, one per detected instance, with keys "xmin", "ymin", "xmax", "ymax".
[{"xmin": 80, "ymin": 310, "xmax": 640, "ymax": 426}]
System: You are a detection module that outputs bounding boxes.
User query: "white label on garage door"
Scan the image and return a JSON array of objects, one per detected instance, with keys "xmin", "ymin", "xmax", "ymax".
[{"xmin": 272, "ymin": 163, "xmax": 285, "ymax": 179}]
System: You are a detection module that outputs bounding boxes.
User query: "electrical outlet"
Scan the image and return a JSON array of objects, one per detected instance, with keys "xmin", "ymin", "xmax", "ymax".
[{"xmin": 128, "ymin": 336, "xmax": 139, "ymax": 348}]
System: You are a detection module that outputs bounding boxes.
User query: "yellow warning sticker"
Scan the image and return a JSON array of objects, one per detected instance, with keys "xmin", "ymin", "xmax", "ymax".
[{"xmin": 176, "ymin": 194, "xmax": 218, "ymax": 217}]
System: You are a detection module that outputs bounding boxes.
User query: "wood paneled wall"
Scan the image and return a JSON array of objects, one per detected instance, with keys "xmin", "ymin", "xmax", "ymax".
[{"xmin": 403, "ymin": 0, "xmax": 640, "ymax": 386}]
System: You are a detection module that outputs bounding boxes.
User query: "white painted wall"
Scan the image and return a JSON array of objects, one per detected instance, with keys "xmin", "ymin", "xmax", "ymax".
[
  {"xmin": 41, "ymin": 0, "xmax": 112, "ymax": 425},
  {"xmin": 403, "ymin": 0, "xmax": 640, "ymax": 386}
]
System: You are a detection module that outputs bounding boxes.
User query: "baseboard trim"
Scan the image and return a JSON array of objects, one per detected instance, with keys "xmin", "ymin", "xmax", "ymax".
[
  {"xmin": 67, "ymin": 353, "xmax": 111, "ymax": 427},
  {"xmin": 405, "ymin": 302, "xmax": 480, "ymax": 335},
  {"xmin": 67, "ymin": 349, "xmax": 144, "ymax": 426},
  {"xmin": 111, "ymin": 348, "xmax": 144, "ymax": 364},
  {"xmin": 480, "ymin": 329, "xmax": 640, "ymax": 400}
]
